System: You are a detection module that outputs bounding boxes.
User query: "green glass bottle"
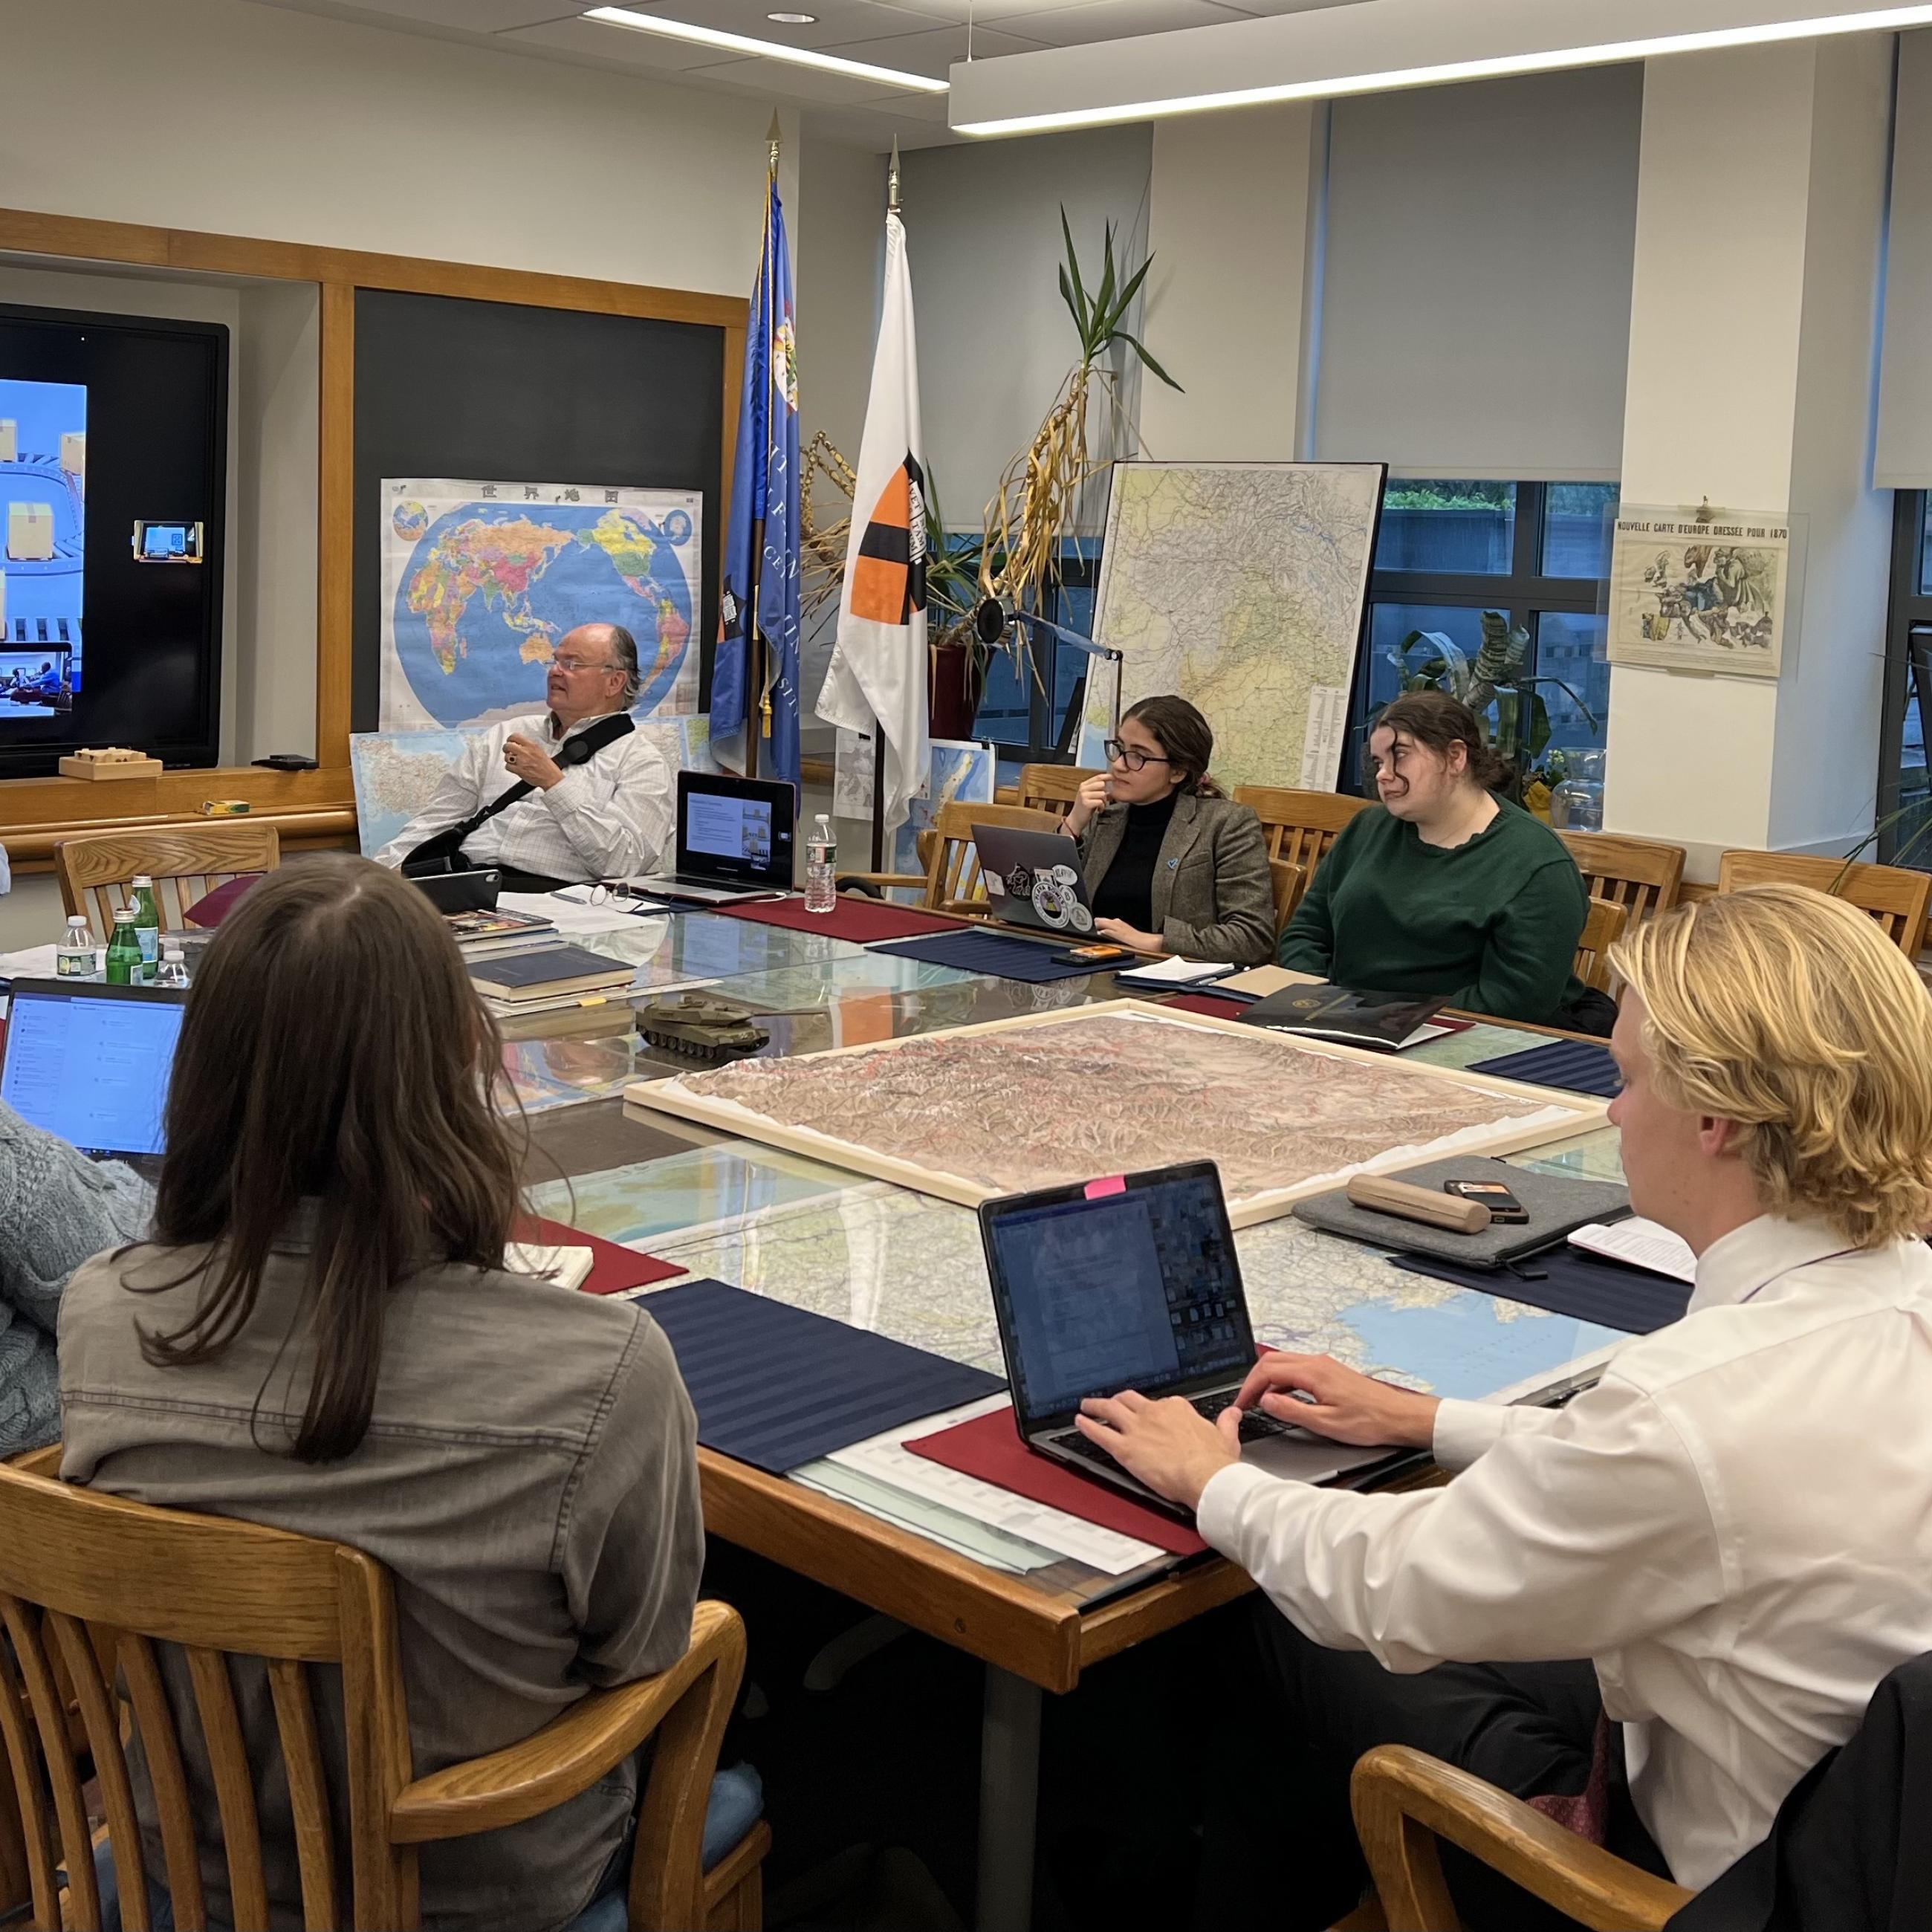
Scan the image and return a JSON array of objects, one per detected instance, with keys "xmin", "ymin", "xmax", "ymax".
[
  {"xmin": 129, "ymin": 875, "xmax": 161, "ymax": 983},
  {"xmin": 105, "ymin": 906, "xmax": 143, "ymax": 987}
]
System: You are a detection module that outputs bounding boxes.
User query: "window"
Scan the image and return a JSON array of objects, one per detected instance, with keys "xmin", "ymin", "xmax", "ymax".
[
  {"xmin": 970, "ymin": 543, "xmax": 1100, "ymax": 785},
  {"xmin": 1877, "ymin": 492, "xmax": 1932, "ymax": 869},
  {"xmin": 1349, "ymin": 479, "xmax": 1615, "ymax": 793}
]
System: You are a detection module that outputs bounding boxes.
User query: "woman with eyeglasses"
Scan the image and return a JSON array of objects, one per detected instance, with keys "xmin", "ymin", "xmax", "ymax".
[
  {"xmin": 1277, "ymin": 690, "xmax": 1606, "ymax": 1031},
  {"xmin": 1063, "ymin": 695, "xmax": 1275, "ymax": 965}
]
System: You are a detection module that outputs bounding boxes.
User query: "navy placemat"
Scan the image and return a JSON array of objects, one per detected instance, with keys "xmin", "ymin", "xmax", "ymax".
[
  {"xmin": 639, "ymin": 1278, "xmax": 1005, "ymax": 1474},
  {"xmin": 1469, "ymin": 1037, "xmax": 1621, "ymax": 1098},
  {"xmin": 1395, "ymin": 1248, "xmax": 1690, "ymax": 1335},
  {"xmin": 868, "ymin": 928, "xmax": 1098, "ymax": 983}
]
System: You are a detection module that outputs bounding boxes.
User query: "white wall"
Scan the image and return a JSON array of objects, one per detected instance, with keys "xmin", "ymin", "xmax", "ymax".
[
  {"xmin": 3, "ymin": 0, "xmax": 792, "ymax": 296},
  {"xmin": 901, "ymin": 126, "xmax": 1155, "ymax": 532}
]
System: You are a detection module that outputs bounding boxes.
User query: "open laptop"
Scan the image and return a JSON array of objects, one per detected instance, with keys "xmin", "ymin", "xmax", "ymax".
[
  {"xmin": 979, "ymin": 1161, "xmax": 1402, "ymax": 1517},
  {"xmin": 634, "ymin": 771, "xmax": 795, "ymax": 904},
  {"xmin": 0, "ymin": 979, "xmax": 187, "ymax": 1161},
  {"xmin": 971, "ymin": 823, "xmax": 1099, "ymax": 937}
]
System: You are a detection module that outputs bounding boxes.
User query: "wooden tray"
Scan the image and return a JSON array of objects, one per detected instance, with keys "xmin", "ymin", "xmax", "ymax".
[{"xmin": 59, "ymin": 753, "xmax": 163, "ymax": 782}]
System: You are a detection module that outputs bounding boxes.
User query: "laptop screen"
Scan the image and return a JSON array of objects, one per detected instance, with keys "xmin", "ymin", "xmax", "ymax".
[
  {"xmin": 674, "ymin": 772, "xmax": 794, "ymax": 886},
  {"xmin": 982, "ymin": 1164, "xmax": 1254, "ymax": 1425},
  {"xmin": 1, "ymin": 981, "xmax": 187, "ymax": 1158}
]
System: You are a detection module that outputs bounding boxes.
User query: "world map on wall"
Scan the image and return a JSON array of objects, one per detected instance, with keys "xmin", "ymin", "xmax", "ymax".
[{"xmin": 377, "ymin": 480, "xmax": 703, "ymax": 731}]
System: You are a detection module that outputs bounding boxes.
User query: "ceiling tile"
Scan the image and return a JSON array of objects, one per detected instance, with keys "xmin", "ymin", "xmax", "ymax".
[
  {"xmin": 565, "ymin": 0, "xmax": 941, "ymax": 49},
  {"xmin": 1000, "ymin": 0, "xmax": 1249, "ymax": 44},
  {"xmin": 817, "ymin": 21, "xmax": 1044, "ymax": 72},
  {"xmin": 502, "ymin": 12, "xmax": 731, "ymax": 68},
  {"xmin": 252, "ymin": 0, "xmax": 579, "ymax": 27},
  {"xmin": 675, "ymin": 52, "xmax": 941, "ymax": 100}
]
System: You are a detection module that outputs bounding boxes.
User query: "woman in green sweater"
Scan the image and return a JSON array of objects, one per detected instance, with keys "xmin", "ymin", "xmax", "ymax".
[{"xmin": 1278, "ymin": 690, "xmax": 1606, "ymax": 1030}]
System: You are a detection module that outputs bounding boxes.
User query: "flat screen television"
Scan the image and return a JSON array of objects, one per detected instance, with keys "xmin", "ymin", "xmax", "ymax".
[{"xmin": 0, "ymin": 305, "xmax": 227, "ymax": 779}]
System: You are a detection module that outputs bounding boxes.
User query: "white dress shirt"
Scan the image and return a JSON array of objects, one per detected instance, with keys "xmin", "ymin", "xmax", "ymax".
[
  {"xmin": 374, "ymin": 712, "xmax": 672, "ymax": 884},
  {"xmin": 1197, "ymin": 1216, "xmax": 1932, "ymax": 1889}
]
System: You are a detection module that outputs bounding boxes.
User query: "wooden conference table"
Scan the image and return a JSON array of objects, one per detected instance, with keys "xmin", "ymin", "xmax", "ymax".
[{"xmin": 499, "ymin": 900, "xmax": 1630, "ymax": 1932}]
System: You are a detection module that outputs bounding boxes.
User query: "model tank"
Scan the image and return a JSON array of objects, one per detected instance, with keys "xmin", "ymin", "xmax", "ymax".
[{"xmin": 635, "ymin": 994, "xmax": 769, "ymax": 1064}]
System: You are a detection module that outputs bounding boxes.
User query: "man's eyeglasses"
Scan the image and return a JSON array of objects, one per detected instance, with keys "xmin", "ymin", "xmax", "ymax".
[
  {"xmin": 552, "ymin": 655, "xmax": 618, "ymax": 675},
  {"xmin": 1103, "ymin": 738, "xmax": 1172, "ymax": 773}
]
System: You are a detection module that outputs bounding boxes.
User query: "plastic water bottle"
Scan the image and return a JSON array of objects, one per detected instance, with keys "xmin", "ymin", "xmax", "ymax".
[
  {"xmin": 56, "ymin": 915, "xmax": 97, "ymax": 979},
  {"xmin": 804, "ymin": 814, "xmax": 837, "ymax": 914},
  {"xmin": 153, "ymin": 943, "xmax": 190, "ymax": 991},
  {"xmin": 129, "ymin": 875, "xmax": 161, "ymax": 982},
  {"xmin": 105, "ymin": 907, "xmax": 143, "ymax": 986}
]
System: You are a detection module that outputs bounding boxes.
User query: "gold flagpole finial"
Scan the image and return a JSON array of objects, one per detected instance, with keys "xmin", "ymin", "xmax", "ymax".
[
  {"xmin": 887, "ymin": 137, "xmax": 901, "ymax": 217},
  {"xmin": 767, "ymin": 114, "xmax": 783, "ymax": 176}
]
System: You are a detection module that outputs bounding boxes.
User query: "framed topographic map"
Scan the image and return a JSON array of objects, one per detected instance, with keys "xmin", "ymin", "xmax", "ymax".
[
  {"xmin": 377, "ymin": 478, "xmax": 703, "ymax": 731},
  {"xmin": 626, "ymin": 1002, "xmax": 1604, "ymax": 1228},
  {"xmin": 1076, "ymin": 462, "xmax": 1387, "ymax": 792}
]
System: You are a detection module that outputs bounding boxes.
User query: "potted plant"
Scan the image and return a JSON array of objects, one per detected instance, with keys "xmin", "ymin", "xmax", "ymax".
[{"xmin": 1390, "ymin": 610, "xmax": 1600, "ymax": 815}]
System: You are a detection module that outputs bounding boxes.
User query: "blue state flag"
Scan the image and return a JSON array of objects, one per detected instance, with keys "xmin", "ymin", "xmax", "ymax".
[{"xmin": 712, "ymin": 175, "xmax": 802, "ymax": 786}]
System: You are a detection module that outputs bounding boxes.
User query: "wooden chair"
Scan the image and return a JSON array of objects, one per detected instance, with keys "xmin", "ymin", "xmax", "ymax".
[
  {"xmin": 54, "ymin": 823, "xmax": 282, "ymax": 938},
  {"xmin": 0, "ymin": 1453, "xmax": 767, "ymax": 1932},
  {"xmin": 1572, "ymin": 896, "xmax": 1630, "ymax": 993},
  {"xmin": 838, "ymin": 800, "xmax": 1067, "ymax": 916},
  {"xmin": 1268, "ymin": 859, "xmax": 1306, "ymax": 947},
  {"xmin": 1350, "ymin": 1745, "xmax": 1693, "ymax": 1931},
  {"xmin": 1014, "ymin": 763, "xmax": 1103, "ymax": 820},
  {"xmin": 1557, "ymin": 831, "xmax": 1685, "ymax": 932},
  {"xmin": 1233, "ymin": 787, "xmax": 1371, "ymax": 900},
  {"xmin": 1717, "ymin": 848, "xmax": 1932, "ymax": 957}
]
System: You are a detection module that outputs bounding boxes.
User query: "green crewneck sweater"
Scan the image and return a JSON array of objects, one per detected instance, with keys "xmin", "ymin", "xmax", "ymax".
[{"xmin": 1277, "ymin": 800, "xmax": 1588, "ymax": 1025}]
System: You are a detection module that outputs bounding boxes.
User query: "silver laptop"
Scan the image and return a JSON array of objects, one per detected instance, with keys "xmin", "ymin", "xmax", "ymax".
[
  {"xmin": 635, "ymin": 771, "xmax": 795, "ymax": 904},
  {"xmin": 979, "ymin": 1161, "xmax": 1404, "ymax": 1519},
  {"xmin": 971, "ymin": 823, "xmax": 1099, "ymax": 937}
]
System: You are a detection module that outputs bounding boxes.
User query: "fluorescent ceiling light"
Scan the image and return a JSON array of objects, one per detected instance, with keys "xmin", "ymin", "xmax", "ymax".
[
  {"xmin": 586, "ymin": 4, "xmax": 950, "ymax": 90},
  {"xmin": 949, "ymin": 0, "xmax": 1932, "ymax": 135}
]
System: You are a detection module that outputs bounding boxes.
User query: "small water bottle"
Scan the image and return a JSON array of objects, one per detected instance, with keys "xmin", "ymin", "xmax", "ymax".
[
  {"xmin": 803, "ymin": 814, "xmax": 837, "ymax": 914},
  {"xmin": 56, "ymin": 915, "xmax": 97, "ymax": 979},
  {"xmin": 153, "ymin": 943, "xmax": 190, "ymax": 991}
]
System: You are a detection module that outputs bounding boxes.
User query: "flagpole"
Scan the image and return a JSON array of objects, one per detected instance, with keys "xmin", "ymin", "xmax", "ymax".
[
  {"xmin": 869, "ymin": 140, "xmax": 904, "ymax": 872},
  {"xmin": 745, "ymin": 115, "xmax": 782, "ymax": 781}
]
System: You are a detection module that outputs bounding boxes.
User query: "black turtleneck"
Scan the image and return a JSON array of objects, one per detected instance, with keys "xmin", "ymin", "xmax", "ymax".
[{"xmin": 1092, "ymin": 788, "xmax": 1180, "ymax": 931}]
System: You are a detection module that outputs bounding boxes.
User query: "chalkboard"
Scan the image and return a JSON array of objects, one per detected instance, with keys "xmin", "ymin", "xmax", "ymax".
[{"xmin": 351, "ymin": 288, "xmax": 725, "ymax": 733}]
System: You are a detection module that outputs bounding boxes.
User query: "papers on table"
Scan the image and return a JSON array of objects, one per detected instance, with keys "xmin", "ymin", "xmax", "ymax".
[
  {"xmin": 1112, "ymin": 955, "xmax": 1236, "ymax": 988},
  {"xmin": 500, "ymin": 889, "xmax": 670, "ymax": 934},
  {"xmin": 1569, "ymin": 1218, "xmax": 1698, "ymax": 1285},
  {"xmin": 820, "ymin": 1395, "xmax": 1166, "ymax": 1576},
  {"xmin": 504, "ymin": 1242, "xmax": 595, "ymax": 1292},
  {"xmin": 0, "ymin": 944, "xmax": 67, "ymax": 982}
]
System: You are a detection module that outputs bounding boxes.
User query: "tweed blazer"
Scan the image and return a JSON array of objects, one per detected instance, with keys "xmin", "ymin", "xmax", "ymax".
[{"xmin": 1075, "ymin": 790, "xmax": 1276, "ymax": 965}]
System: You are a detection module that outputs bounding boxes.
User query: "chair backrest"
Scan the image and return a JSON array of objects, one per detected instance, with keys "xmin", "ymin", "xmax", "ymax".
[
  {"xmin": 923, "ymin": 800, "xmax": 1069, "ymax": 913},
  {"xmin": 1557, "ymin": 830, "xmax": 1686, "ymax": 930},
  {"xmin": 1014, "ymin": 764, "xmax": 1103, "ymax": 820},
  {"xmin": 56, "ymin": 823, "xmax": 283, "ymax": 939},
  {"xmin": 0, "ymin": 1458, "xmax": 414, "ymax": 1932},
  {"xmin": 1573, "ymin": 896, "xmax": 1630, "ymax": 993},
  {"xmin": 1268, "ymin": 859, "xmax": 1306, "ymax": 944},
  {"xmin": 1232, "ymin": 787, "xmax": 1371, "ymax": 892},
  {"xmin": 1717, "ymin": 849, "xmax": 1932, "ymax": 957}
]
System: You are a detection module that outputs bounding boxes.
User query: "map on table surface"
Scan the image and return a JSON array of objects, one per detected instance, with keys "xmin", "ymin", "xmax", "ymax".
[
  {"xmin": 1077, "ymin": 461, "xmax": 1385, "ymax": 791},
  {"xmin": 623, "ymin": 1181, "xmax": 1627, "ymax": 1398},
  {"xmin": 349, "ymin": 716, "xmax": 716, "ymax": 858},
  {"xmin": 630, "ymin": 1003, "xmax": 1600, "ymax": 1228},
  {"xmin": 378, "ymin": 479, "xmax": 702, "ymax": 731}
]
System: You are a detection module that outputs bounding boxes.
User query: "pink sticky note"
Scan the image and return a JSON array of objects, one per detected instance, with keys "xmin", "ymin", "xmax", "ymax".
[{"xmin": 1084, "ymin": 1175, "xmax": 1127, "ymax": 1198}]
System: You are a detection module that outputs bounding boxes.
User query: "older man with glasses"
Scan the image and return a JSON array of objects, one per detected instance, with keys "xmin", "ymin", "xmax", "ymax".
[{"xmin": 377, "ymin": 623, "xmax": 673, "ymax": 891}]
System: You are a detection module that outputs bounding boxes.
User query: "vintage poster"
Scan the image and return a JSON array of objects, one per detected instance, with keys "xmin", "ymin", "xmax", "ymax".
[{"xmin": 1607, "ymin": 501, "xmax": 1791, "ymax": 678}]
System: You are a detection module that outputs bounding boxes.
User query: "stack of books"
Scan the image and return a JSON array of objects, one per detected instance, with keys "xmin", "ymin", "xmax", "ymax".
[
  {"xmin": 446, "ymin": 907, "xmax": 557, "ymax": 959},
  {"xmin": 467, "ymin": 942, "xmax": 637, "ymax": 1024}
]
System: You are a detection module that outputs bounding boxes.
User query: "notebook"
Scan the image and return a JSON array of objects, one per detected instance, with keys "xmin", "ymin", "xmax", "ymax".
[
  {"xmin": 1569, "ymin": 1217, "xmax": 1697, "ymax": 1284},
  {"xmin": 467, "ymin": 944, "xmax": 635, "ymax": 1002},
  {"xmin": 1239, "ymin": 982, "xmax": 1450, "ymax": 1052}
]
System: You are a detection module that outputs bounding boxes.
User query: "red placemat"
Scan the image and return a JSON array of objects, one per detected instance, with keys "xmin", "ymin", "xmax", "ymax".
[
  {"xmin": 713, "ymin": 895, "xmax": 968, "ymax": 943},
  {"xmin": 513, "ymin": 1216, "xmax": 686, "ymax": 1296},
  {"xmin": 903, "ymin": 1404, "xmax": 1207, "ymax": 1557},
  {"xmin": 1164, "ymin": 993, "xmax": 1245, "ymax": 1020}
]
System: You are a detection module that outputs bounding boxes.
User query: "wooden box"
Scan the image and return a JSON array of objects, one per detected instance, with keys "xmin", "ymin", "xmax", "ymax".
[{"xmin": 59, "ymin": 751, "xmax": 164, "ymax": 782}]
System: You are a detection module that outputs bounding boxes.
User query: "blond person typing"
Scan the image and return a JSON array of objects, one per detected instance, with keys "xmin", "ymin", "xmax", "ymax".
[{"xmin": 1079, "ymin": 886, "xmax": 1932, "ymax": 1928}]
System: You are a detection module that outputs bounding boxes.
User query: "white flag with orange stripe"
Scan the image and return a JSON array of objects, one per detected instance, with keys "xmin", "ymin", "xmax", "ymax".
[{"xmin": 816, "ymin": 207, "xmax": 929, "ymax": 838}]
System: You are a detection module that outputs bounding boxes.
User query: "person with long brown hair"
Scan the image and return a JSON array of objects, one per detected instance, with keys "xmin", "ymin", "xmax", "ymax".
[
  {"xmin": 1063, "ymin": 693, "xmax": 1275, "ymax": 965},
  {"xmin": 1278, "ymin": 689, "xmax": 1599, "ymax": 1028},
  {"xmin": 58, "ymin": 855, "xmax": 705, "ymax": 1932}
]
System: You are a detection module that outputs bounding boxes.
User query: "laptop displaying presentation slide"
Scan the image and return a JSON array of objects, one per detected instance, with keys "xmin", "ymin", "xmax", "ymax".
[
  {"xmin": 636, "ymin": 771, "xmax": 794, "ymax": 904},
  {"xmin": 979, "ymin": 1161, "xmax": 1398, "ymax": 1514},
  {"xmin": 0, "ymin": 979, "xmax": 187, "ymax": 1160}
]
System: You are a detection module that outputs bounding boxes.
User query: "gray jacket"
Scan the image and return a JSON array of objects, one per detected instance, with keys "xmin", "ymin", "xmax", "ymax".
[
  {"xmin": 60, "ymin": 1230, "xmax": 703, "ymax": 1932},
  {"xmin": 1075, "ymin": 791, "xmax": 1276, "ymax": 965}
]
